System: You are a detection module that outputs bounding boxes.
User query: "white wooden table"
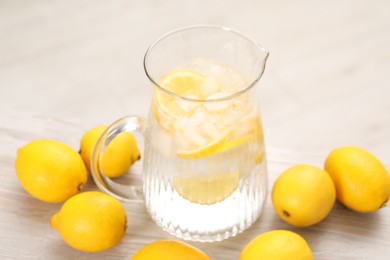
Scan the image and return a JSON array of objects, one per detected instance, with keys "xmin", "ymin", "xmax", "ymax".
[
  {"xmin": 0, "ymin": 111, "xmax": 389, "ymax": 259},
  {"xmin": 1, "ymin": 0, "xmax": 390, "ymax": 259}
]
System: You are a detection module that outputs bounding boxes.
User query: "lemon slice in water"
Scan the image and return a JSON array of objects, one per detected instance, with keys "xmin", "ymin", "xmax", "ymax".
[
  {"xmin": 154, "ymin": 70, "xmax": 205, "ymax": 120},
  {"xmin": 176, "ymin": 132, "xmax": 229, "ymax": 159},
  {"xmin": 177, "ymin": 132, "xmax": 257, "ymax": 159},
  {"xmin": 173, "ymin": 171, "xmax": 240, "ymax": 205}
]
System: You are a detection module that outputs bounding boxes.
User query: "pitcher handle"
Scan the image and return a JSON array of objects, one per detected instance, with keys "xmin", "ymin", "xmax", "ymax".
[{"xmin": 91, "ymin": 116, "xmax": 146, "ymax": 202}]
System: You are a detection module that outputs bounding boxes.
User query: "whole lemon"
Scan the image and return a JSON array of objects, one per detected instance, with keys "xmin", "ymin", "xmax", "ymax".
[
  {"xmin": 132, "ymin": 240, "xmax": 210, "ymax": 260},
  {"xmin": 80, "ymin": 125, "xmax": 107, "ymax": 172},
  {"xmin": 325, "ymin": 146, "xmax": 390, "ymax": 213},
  {"xmin": 15, "ymin": 140, "xmax": 87, "ymax": 203},
  {"xmin": 80, "ymin": 126, "xmax": 140, "ymax": 177},
  {"xmin": 240, "ymin": 230, "xmax": 313, "ymax": 260},
  {"xmin": 272, "ymin": 164, "xmax": 336, "ymax": 227},
  {"xmin": 51, "ymin": 191, "xmax": 127, "ymax": 252}
]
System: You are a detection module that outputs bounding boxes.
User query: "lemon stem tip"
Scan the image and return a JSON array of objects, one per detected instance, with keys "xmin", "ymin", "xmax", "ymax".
[
  {"xmin": 380, "ymin": 198, "xmax": 389, "ymax": 209},
  {"xmin": 50, "ymin": 213, "xmax": 59, "ymax": 230},
  {"xmin": 77, "ymin": 183, "xmax": 84, "ymax": 191}
]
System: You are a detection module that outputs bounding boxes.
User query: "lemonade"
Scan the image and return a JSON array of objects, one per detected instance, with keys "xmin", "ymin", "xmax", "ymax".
[
  {"xmin": 142, "ymin": 58, "xmax": 267, "ymax": 241},
  {"xmin": 90, "ymin": 26, "xmax": 269, "ymax": 242}
]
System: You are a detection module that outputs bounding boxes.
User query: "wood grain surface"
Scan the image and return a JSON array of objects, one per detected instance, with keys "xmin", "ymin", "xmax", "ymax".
[
  {"xmin": 1, "ymin": 0, "xmax": 390, "ymax": 259},
  {"xmin": 0, "ymin": 111, "xmax": 389, "ymax": 259}
]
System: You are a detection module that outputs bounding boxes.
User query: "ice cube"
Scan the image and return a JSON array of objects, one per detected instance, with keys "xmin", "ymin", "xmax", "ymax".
[
  {"xmin": 200, "ymin": 76, "xmax": 221, "ymax": 98},
  {"xmin": 177, "ymin": 96, "xmax": 199, "ymax": 115},
  {"xmin": 232, "ymin": 93, "xmax": 250, "ymax": 108},
  {"xmin": 200, "ymin": 122, "xmax": 220, "ymax": 139},
  {"xmin": 219, "ymin": 112, "xmax": 237, "ymax": 126},
  {"xmin": 152, "ymin": 127, "xmax": 173, "ymax": 156},
  {"xmin": 182, "ymin": 127, "xmax": 208, "ymax": 148},
  {"xmin": 175, "ymin": 130, "xmax": 192, "ymax": 150},
  {"xmin": 204, "ymin": 92, "xmax": 233, "ymax": 112},
  {"xmin": 241, "ymin": 106, "xmax": 258, "ymax": 123},
  {"xmin": 187, "ymin": 107, "xmax": 207, "ymax": 127},
  {"xmin": 174, "ymin": 117, "xmax": 190, "ymax": 131},
  {"xmin": 208, "ymin": 64, "xmax": 228, "ymax": 81},
  {"xmin": 187, "ymin": 58, "xmax": 215, "ymax": 74},
  {"xmin": 221, "ymin": 70, "xmax": 247, "ymax": 93}
]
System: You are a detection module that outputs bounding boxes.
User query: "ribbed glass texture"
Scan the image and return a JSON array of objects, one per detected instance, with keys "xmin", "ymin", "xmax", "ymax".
[{"xmin": 142, "ymin": 114, "xmax": 267, "ymax": 242}]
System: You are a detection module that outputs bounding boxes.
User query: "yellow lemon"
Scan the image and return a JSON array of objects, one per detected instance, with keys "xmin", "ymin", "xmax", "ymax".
[
  {"xmin": 80, "ymin": 125, "xmax": 107, "ymax": 172},
  {"xmin": 100, "ymin": 132, "xmax": 141, "ymax": 178},
  {"xmin": 15, "ymin": 140, "xmax": 87, "ymax": 203},
  {"xmin": 173, "ymin": 171, "xmax": 239, "ymax": 205},
  {"xmin": 50, "ymin": 191, "xmax": 127, "ymax": 252},
  {"xmin": 272, "ymin": 164, "xmax": 336, "ymax": 227},
  {"xmin": 80, "ymin": 126, "xmax": 140, "ymax": 178},
  {"xmin": 132, "ymin": 240, "xmax": 210, "ymax": 260},
  {"xmin": 325, "ymin": 146, "xmax": 390, "ymax": 213},
  {"xmin": 155, "ymin": 69, "xmax": 206, "ymax": 120},
  {"xmin": 240, "ymin": 230, "xmax": 313, "ymax": 260}
]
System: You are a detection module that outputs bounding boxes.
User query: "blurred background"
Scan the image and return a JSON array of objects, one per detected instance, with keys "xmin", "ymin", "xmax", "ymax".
[{"xmin": 1, "ymin": 0, "xmax": 389, "ymax": 162}]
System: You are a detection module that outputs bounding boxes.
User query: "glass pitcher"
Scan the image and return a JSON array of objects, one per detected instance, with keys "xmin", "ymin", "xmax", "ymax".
[{"xmin": 91, "ymin": 25, "xmax": 269, "ymax": 242}]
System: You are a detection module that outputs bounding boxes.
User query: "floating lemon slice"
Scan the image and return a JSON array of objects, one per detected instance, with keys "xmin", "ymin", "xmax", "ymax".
[
  {"xmin": 158, "ymin": 69, "xmax": 205, "ymax": 95},
  {"xmin": 154, "ymin": 70, "xmax": 206, "ymax": 121},
  {"xmin": 214, "ymin": 135, "xmax": 254, "ymax": 154},
  {"xmin": 176, "ymin": 132, "xmax": 229, "ymax": 159},
  {"xmin": 173, "ymin": 171, "xmax": 240, "ymax": 205},
  {"xmin": 177, "ymin": 132, "xmax": 256, "ymax": 160},
  {"xmin": 176, "ymin": 115, "xmax": 263, "ymax": 160}
]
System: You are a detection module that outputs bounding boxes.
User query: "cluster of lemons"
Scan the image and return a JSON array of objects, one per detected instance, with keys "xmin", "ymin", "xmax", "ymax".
[
  {"xmin": 16, "ymin": 139, "xmax": 389, "ymax": 259},
  {"xmin": 141, "ymin": 146, "xmax": 389, "ymax": 260},
  {"xmin": 273, "ymin": 147, "xmax": 390, "ymax": 228},
  {"xmin": 263, "ymin": 146, "xmax": 390, "ymax": 260},
  {"xmin": 13, "ymin": 67, "xmax": 390, "ymax": 259},
  {"xmin": 15, "ymin": 127, "xmax": 140, "ymax": 253}
]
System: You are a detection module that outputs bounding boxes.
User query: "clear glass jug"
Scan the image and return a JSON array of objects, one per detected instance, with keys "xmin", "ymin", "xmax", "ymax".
[{"xmin": 91, "ymin": 25, "xmax": 269, "ymax": 242}]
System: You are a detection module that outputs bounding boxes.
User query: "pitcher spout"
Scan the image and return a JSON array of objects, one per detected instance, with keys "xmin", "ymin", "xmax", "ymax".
[{"xmin": 256, "ymin": 44, "xmax": 269, "ymax": 82}]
